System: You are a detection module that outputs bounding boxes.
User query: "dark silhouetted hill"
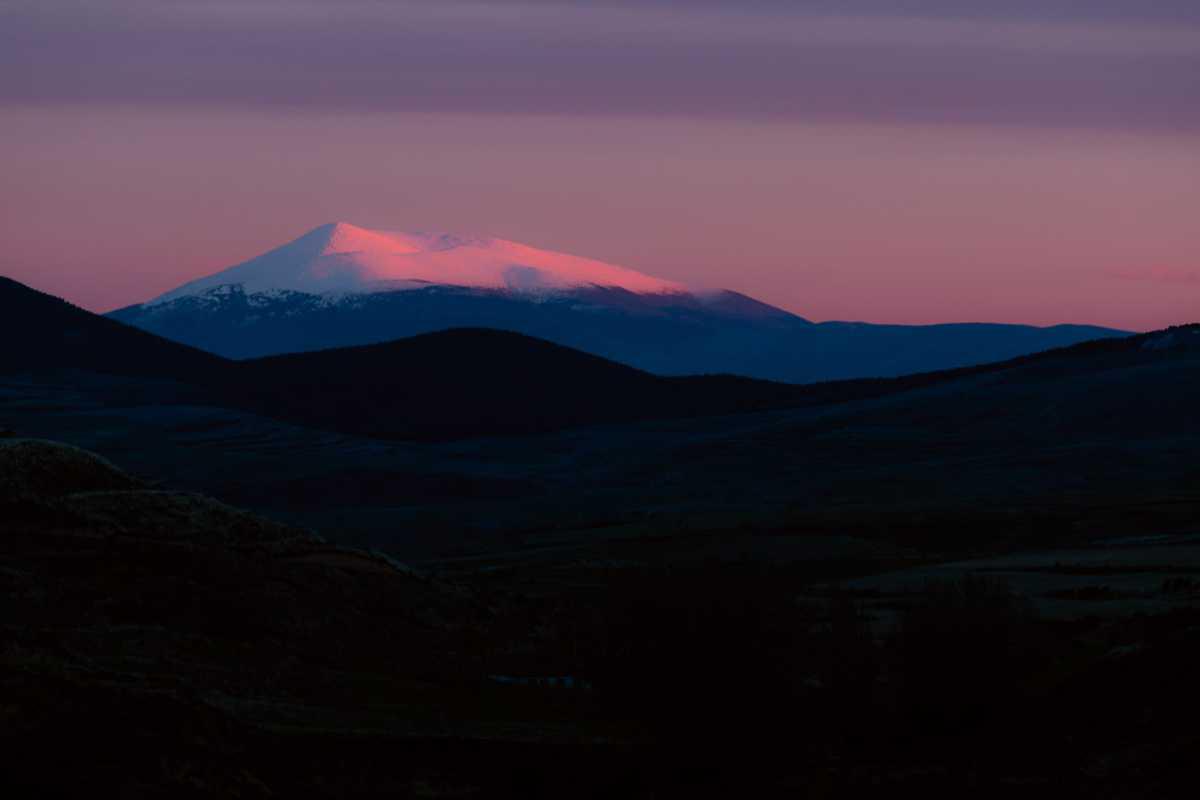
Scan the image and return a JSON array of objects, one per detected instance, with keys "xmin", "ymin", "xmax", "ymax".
[
  {"xmin": 111, "ymin": 281, "xmax": 1127, "ymax": 382},
  {"xmin": 0, "ymin": 276, "xmax": 225, "ymax": 379},
  {"xmin": 3, "ymin": 276, "xmax": 1189, "ymax": 443},
  {"xmin": 224, "ymin": 328, "xmax": 824, "ymax": 440}
]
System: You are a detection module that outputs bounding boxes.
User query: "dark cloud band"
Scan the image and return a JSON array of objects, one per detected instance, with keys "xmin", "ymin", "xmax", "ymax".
[{"xmin": 3, "ymin": 2, "xmax": 1198, "ymax": 132}]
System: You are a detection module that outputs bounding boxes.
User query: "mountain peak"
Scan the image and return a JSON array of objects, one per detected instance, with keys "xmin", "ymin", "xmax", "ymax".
[
  {"xmin": 304, "ymin": 222, "xmax": 427, "ymax": 256},
  {"xmin": 148, "ymin": 222, "xmax": 685, "ymax": 304}
]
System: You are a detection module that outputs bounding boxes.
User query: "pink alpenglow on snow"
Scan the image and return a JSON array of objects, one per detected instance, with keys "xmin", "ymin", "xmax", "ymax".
[{"xmin": 151, "ymin": 223, "xmax": 686, "ymax": 304}]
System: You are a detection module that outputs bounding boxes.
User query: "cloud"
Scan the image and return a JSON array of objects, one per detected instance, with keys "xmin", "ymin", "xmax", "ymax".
[
  {"xmin": 1109, "ymin": 268, "xmax": 1200, "ymax": 286},
  {"xmin": 2, "ymin": 1, "xmax": 1198, "ymax": 131}
]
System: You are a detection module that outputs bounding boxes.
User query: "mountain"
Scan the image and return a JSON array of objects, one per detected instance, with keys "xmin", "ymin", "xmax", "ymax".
[
  {"xmin": 0, "ymin": 274, "xmax": 1170, "ymax": 446},
  {"xmin": 0, "ymin": 277, "xmax": 827, "ymax": 440},
  {"xmin": 835, "ymin": 323, "xmax": 1200, "ymax": 442},
  {"xmin": 228, "ymin": 328, "xmax": 820, "ymax": 440},
  {"xmin": 0, "ymin": 276, "xmax": 224, "ymax": 379},
  {"xmin": 233, "ymin": 326, "xmax": 1200, "ymax": 443},
  {"xmin": 109, "ymin": 223, "xmax": 1127, "ymax": 382},
  {"xmin": 10, "ymin": 270, "xmax": 1200, "ymax": 547},
  {"xmin": 148, "ymin": 222, "xmax": 685, "ymax": 301}
]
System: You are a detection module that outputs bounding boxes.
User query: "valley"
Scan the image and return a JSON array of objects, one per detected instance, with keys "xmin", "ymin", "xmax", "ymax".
[{"xmin": 3, "ymin": 276, "xmax": 1198, "ymax": 796}]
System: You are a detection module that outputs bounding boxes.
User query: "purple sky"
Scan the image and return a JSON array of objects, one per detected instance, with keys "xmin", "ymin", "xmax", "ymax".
[{"xmin": 2, "ymin": 1, "xmax": 1198, "ymax": 328}]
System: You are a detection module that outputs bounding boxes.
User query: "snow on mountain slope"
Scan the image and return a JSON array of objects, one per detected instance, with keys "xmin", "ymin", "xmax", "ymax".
[
  {"xmin": 150, "ymin": 222, "xmax": 685, "ymax": 304},
  {"xmin": 114, "ymin": 221, "xmax": 1129, "ymax": 383}
]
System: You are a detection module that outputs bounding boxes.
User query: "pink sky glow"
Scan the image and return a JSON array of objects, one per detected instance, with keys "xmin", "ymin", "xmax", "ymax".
[
  {"xmin": 3, "ymin": 108, "xmax": 1196, "ymax": 330},
  {"xmin": 2, "ymin": 2, "xmax": 1198, "ymax": 330}
]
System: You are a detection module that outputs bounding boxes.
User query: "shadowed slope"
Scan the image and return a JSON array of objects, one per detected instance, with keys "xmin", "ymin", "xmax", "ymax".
[
  {"xmin": 839, "ymin": 323, "xmax": 1200, "ymax": 441},
  {"xmin": 0, "ymin": 276, "xmax": 1173, "ymax": 443},
  {"xmin": 227, "ymin": 328, "xmax": 819, "ymax": 440},
  {"xmin": 2, "ymin": 277, "xmax": 820, "ymax": 439},
  {"xmin": 0, "ymin": 439, "xmax": 526, "ymax": 796},
  {"xmin": 0, "ymin": 276, "xmax": 226, "ymax": 379},
  {"xmin": 112, "ymin": 281, "xmax": 1125, "ymax": 381},
  {"xmin": 220, "ymin": 324, "xmax": 1200, "ymax": 441}
]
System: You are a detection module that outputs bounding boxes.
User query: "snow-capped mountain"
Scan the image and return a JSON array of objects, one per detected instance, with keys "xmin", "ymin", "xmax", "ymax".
[
  {"xmin": 149, "ymin": 222, "xmax": 684, "ymax": 304},
  {"xmin": 112, "ymin": 222, "xmax": 1128, "ymax": 382}
]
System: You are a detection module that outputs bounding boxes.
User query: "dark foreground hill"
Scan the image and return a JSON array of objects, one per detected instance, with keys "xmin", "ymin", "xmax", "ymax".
[
  {"xmin": 110, "ymin": 279, "xmax": 1127, "ymax": 382},
  {"xmin": 6, "ymin": 275, "xmax": 1172, "ymax": 443},
  {"xmin": 225, "ymin": 328, "xmax": 850, "ymax": 440},
  {"xmin": 813, "ymin": 322, "xmax": 1200, "ymax": 444},
  {"xmin": 5, "ymin": 437, "xmax": 1200, "ymax": 798},
  {"xmin": 0, "ymin": 276, "xmax": 943, "ymax": 440},
  {"xmin": 0, "ymin": 276, "xmax": 225, "ymax": 380},
  {"xmin": 0, "ymin": 277, "xmax": 833, "ymax": 438},
  {"xmin": 231, "ymin": 321, "xmax": 1200, "ymax": 442},
  {"xmin": 0, "ymin": 439, "xmax": 479, "ymax": 793}
]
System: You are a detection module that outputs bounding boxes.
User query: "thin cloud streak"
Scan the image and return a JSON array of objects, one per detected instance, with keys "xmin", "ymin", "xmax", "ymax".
[
  {"xmin": 16, "ymin": 3, "xmax": 1200, "ymax": 55},
  {"xmin": 3, "ymin": 2, "xmax": 1198, "ymax": 131},
  {"xmin": 1110, "ymin": 268, "xmax": 1200, "ymax": 286}
]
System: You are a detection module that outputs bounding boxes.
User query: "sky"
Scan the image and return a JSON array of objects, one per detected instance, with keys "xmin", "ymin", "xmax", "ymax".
[{"xmin": 2, "ymin": 1, "xmax": 1198, "ymax": 329}]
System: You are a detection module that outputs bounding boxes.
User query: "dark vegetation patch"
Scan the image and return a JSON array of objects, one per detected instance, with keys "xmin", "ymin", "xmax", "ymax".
[
  {"xmin": 998, "ymin": 564, "xmax": 1200, "ymax": 576},
  {"xmin": 3, "ymin": 440, "xmax": 1200, "ymax": 796},
  {"xmin": 1043, "ymin": 585, "xmax": 1138, "ymax": 602},
  {"xmin": 215, "ymin": 467, "xmax": 539, "ymax": 508}
]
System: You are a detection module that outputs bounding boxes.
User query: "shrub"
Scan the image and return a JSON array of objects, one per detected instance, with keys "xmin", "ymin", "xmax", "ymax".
[{"xmin": 892, "ymin": 574, "xmax": 1037, "ymax": 733}]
